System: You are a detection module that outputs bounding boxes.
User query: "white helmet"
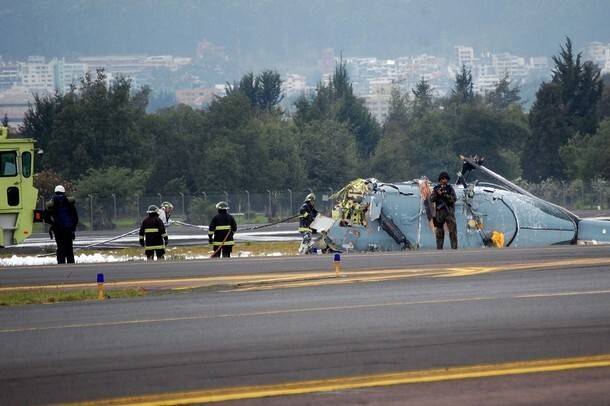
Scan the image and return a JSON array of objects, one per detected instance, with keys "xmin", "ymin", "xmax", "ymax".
[{"xmin": 54, "ymin": 185, "xmax": 66, "ymax": 193}]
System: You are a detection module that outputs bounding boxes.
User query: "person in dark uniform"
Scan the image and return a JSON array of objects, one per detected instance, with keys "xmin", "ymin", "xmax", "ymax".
[
  {"xmin": 139, "ymin": 205, "xmax": 168, "ymax": 260},
  {"xmin": 298, "ymin": 193, "xmax": 318, "ymax": 254},
  {"xmin": 208, "ymin": 201, "xmax": 237, "ymax": 258},
  {"xmin": 430, "ymin": 171, "xmax": 458, "ymax": 249},
  {"xmin": 44, "ymin": 185, "xmax": 79, "ymax": 264}
]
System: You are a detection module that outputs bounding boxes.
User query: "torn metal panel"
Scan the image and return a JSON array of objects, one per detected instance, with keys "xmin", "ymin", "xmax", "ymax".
[{"xmin": 320, "ymin": 156, "xmax": 609, "ymax": 252}]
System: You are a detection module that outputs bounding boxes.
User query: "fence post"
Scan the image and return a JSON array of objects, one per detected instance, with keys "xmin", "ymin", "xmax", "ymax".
[
  {"xmin": 180, "ymin": 192, "xmax": 185, "ymax": 217},
  {"xmin": 266, "ymin": 189, "xmax": 271, "ymax": 217},
  {"xmin": 88, "ymin": 194, "xmax": 94, "ymax": 231},
  {"xmin": 135, "ymin": 194, "xmax": 140, "ymax": 224},
  {"xmin": 245, "ymin": 190, "xmax": 250, "ymax": 221},
  {"xmin": 111, "ymin": 193, "xmax": 117, "ymax": 220}
]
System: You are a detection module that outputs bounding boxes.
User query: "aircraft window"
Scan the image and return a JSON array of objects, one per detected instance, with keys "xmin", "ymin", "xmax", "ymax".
[
  {"xmin": 524, "ymin": 195, "xmax": 573, "ymax": 222},
  {"xmin": 22, "ymin": 151, "xmax": 32, "ymax": 178},
  {"xmin": 0, "ymin": 151, "xmax": 17, "ymax": 177}
]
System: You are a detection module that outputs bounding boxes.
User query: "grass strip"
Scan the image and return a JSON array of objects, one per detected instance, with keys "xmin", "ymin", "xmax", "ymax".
[{"xmin": 0, "ymin": 287, "xmax": 147, "ymax": 306}]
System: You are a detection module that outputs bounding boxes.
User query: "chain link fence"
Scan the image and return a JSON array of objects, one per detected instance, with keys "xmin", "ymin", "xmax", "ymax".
[
  {"xmin": 36, "ymin": 180, "xmax": 609, "ymax": 231},
  {"xmin": 37, "ymin": 190, "xmax": 338, "ymax": 231}
]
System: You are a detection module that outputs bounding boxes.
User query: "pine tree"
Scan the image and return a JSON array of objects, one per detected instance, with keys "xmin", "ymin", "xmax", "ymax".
[
  {"xmin": 412, "ymin": 78, "xmax": 433, "ymax": 116},
  {"xmin": 451, "ymin": 65, "xmax": 474, "ymax": 104}
]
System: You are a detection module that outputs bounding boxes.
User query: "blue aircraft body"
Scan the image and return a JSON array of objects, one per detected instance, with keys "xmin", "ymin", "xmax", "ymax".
[{"xmin": 319, "ymin": 157, "xmax": 610, "ymax": 252}]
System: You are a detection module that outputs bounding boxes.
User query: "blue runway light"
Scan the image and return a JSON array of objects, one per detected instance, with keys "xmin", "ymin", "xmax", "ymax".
[
  {"xmin": 97, "ymin": 273, "xmax": 104, "ymax": 283},
  {"xmin": 334, "ymin": 253, "xmax": 341, "ymax": 262}
]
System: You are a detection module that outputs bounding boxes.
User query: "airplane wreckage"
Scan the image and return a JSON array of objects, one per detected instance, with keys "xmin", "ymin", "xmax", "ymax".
[{"xmin": 308, "ymin": 156, "xmax": 610, "ymax": 253}]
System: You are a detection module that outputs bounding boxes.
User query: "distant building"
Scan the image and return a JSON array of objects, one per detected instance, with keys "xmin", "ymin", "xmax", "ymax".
[
  {"xmin": 20, "ymin": 59, "xmax": 54, "ymax": 91},
  {"xmin": 0, "ymin": 64, "xmax": 19, "ymax": 90},
  {"xmin": 582, "ymin": 42, "xmax": 610, "ymax": 74},
  {"xmin": 0, "ymin": 87, "xmax": 35, "ymax": 127},
  {"xmin": 175, "ymin": 87, "xmax": 221, "ymax": 108},
  {"xmin": 52, "ymin": 59, "xmax": 88, "ymax": 92},
  {"xmin": 455, "ymin": 46, "xmax": 475, "ymax": 68},
  {"xmin": 528, "ymin": 57, "xmax": 549, "ymax": 71},
  {"xmin": 282, "ymin": 74, "xmax": 308, "ymax": 97},
  {"xmin": 491, "ymin": 53, "xmax": 527, "ymax": 79},
  {"xmin": 363, "ymin": 78, "xmax": 393, "ymax": 123}
]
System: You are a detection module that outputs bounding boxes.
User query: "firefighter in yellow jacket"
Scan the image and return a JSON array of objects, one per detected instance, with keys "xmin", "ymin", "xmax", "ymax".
[
  {"xmin": 208, "ymin": 201, "xmax": 237, "ymax": 258},
  {"xmin": 139, "ymin": 205, "xmax": 168, "ymax": 260}
]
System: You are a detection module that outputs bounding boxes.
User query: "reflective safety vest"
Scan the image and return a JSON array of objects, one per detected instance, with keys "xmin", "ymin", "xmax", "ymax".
[
  {"xmin": 139, "ymin": 214, "xmax": 167, "ymax": 250},
  {"xmin": 209, "ymin": 211, "xmax": 237, "ymax": 246}
]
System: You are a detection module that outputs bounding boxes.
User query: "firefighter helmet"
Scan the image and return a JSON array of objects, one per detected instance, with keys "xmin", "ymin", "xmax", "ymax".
[
  {"xmin": 147, "ymin": 205, "xmax": 159, "ymax": 214},
  {"xmin": 54, "ymin": 185, "xmax": 66, "ymax": 194},
  {"xmin": 161, "ymin": 201, "xmax": 174, "ymax": 209},
  {"xmin": 216, "ymin": 201, "xmax": 229, "ymax": 210},
  {"xmin": 305, "ymin": 193, "xmax": 316, "ymax": 203}
]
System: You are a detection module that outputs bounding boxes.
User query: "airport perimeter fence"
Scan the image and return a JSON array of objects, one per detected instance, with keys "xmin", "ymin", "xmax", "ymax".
[
  {"xmin": 37, "ymin": 189, "xmax": 339, "ymax": 231},
  {"xmin": 36, "ymin": 180, "xmax": 609, "ymax": 231}
]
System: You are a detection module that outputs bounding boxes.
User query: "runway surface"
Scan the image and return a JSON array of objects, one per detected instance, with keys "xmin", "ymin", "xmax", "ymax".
[{"xmin": 1, "ymin": 245, "xmax": 610, "ymax": 405}]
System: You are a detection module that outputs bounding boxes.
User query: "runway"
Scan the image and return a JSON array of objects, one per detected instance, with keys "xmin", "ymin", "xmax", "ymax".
[{"xmin": 1, "ymin": 245, "xmax": 610, "ymax": 405}]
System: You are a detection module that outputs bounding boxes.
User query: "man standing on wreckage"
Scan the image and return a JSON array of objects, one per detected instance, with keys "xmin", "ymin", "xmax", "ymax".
[{"xmin": 430, "ymin": 171, "xmax": 458, "ymax": 249}]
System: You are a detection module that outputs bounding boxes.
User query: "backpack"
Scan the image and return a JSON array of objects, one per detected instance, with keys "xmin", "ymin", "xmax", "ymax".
[{"xmin": 53, "ymin": 196, "xmax": 76, "ymax": 231}]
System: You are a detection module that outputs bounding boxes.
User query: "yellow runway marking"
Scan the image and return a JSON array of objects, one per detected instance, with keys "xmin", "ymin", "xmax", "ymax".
[
  {"xmin": 66, "ymin": 354, "xmax": 610, "ymax": 405},
  {"xmin": 3, "ymin": 289, "xmax": 610, "ymax": 334},
  {"xmin": 3, "ymin": 256, "xmax": 610, "ymax": 294}
]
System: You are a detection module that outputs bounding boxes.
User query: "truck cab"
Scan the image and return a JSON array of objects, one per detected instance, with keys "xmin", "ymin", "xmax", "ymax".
[{"xmin": 0, "ymin": 126, "xmax": 39, "ymax": 246}]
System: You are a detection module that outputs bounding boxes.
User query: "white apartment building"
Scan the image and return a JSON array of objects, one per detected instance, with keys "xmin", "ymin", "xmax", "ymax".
[
  {"xmin": 528, "ymin": 57, "xmax": 549, "ymax": 71},
  {"xmin": 582, "ymin": 42, "xmax": 610, "ymax": 74},
  {"xmin": 455, "ymin": 46, "xmax": 475, "ymax": 68},
  {"xmin": 282, "ymin": 74, "xmax": 308, "ymax": 97},
  {"xmin": 491, "ymin": 53, "xmax": 527, "ymax": 79},
  {"xmin": 20, "ymin": 60, "xmax": 54, "ymax": 91},
  {"xmin": 52, "ymin": 59, "xmax": 88, "ymax": 92},
  {"xmin": 364, "ymin": 78, "xmax": 393, "ymax": 123}
]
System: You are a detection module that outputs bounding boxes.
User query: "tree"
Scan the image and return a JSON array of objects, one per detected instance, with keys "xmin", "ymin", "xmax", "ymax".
[
  {"xmin": 451, "ymin": 65, "xmax": 474, "ymax": 105},
  {"xmin": 560, "ymin": 119, "xmax": 610, "ymax": 181},
  {"xmin": 523, "ymin": 37, "xmax": 604, "ymax": 180},
  {"xmin": 298, "ymin": 120, "xmax": 358, "ymax": 189},
  {"xmin": 34, "ymin": 169, "xmax": 73, "ymax": 201},
  {"xmin": 294, "ymin": 62, "xmax": 380, "ymax": 158},
  {"xmin": 75, "ymin": 167, "xmax": 148, "ymax": 199},
  {"xmin": 256, "ymin": 70, "xmax": 284, "ymax": 111},
  {"xmin": 550, "ymin": 37, "xmax": 602, "ymax": 135},
  {"xmin": 225, "ymin": 70, "xmax": 283, "ymax": 113},
  {"xmin": 21, "ymin": 70, "xmax": 151, "ymax": 180},
  {"xmin": 523, "ymin": 83, "xmax": 569, "ymax": 180},
  {"xmin": 486, "ymin": 75, "xmax": 521, "ymax": 110},
  {"xmin": 370, "ymin": 87, "xmax": 411, "ymax": 180},
  {"xmin": 412, "ymin": 78, "xmax": 434, "ymax": 116}
]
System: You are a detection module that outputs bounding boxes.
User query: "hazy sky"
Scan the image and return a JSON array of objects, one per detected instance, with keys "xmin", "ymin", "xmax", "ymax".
[{"xmin": 1, "ymin": 0, "xmax": 609, "ymax": 65}]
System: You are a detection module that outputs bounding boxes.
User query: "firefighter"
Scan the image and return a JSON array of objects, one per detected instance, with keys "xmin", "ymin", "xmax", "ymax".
[
  {"xmin": 430, "ymin": 171, "xmax": 458, "ymax": 249},
  {"xmin": 208, "ymin": 201, "xmax": 237, "ymax": 258},
  {"xmin": 158, "ymin": 201, "xmax": 173, "ymax": 226},
  {"xmin": 44, "ymin": 185, "xmax": 79, "ymax": 264},
  {"xmin": 139, "ymin": 205, "xmax": 168, "ymax": 260},
  {"xmin": 298, "ymin": 193, "xmax": 318, "ymax": 254}
]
